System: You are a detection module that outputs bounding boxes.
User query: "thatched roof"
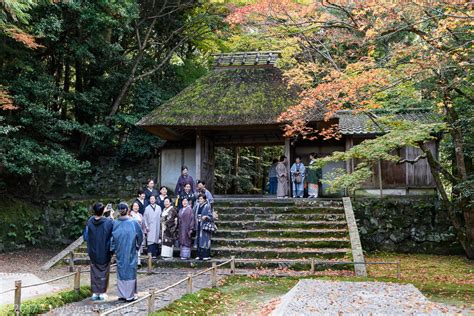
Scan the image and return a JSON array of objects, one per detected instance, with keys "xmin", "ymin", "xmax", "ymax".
[{"xmin": 137, "ymin": 66, "xmax": 301, "ymax": 132}]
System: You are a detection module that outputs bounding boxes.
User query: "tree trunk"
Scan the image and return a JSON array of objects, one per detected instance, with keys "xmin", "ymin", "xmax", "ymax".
[{"xmin": 420, "ymin": 142, "xmax": 474, "ymax": 258}]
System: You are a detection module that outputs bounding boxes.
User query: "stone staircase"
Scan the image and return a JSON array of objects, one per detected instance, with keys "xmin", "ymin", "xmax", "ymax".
[{"xmin": 67, "ymin": 198, "xmax": 353, "ymax": 270}]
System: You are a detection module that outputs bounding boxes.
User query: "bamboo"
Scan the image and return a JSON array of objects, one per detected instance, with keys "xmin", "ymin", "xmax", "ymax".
[
  {"xmin": 147, "ymin": 253, "xmax": 152, "ymax": 274},
  {"xmin": 230, "ymin": 256, "xmax": 236, "ymax": 275},
  {"xmin": 187, "ymin": 274, "xmax": 193, "ymax": 294},
  {"xmin": 148, "ymin": 288, "xmax": 156, "ymax": 315},
  {"xmin": 68, "ymin": 252, "xmax": 75, "ymax": 272},
  {"xmin": 74, "ymin": 267, "xmax": 81, "ymax": 293},
  {"xmin": 14, "ymin": 280, "xmax": 21, "ymax": 316},
  {"xmin": 211, "ymin": 263, "xmax": 217, "ymax": 288}
]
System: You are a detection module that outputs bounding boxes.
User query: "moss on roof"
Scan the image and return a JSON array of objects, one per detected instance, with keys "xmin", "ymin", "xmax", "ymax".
[{"xmin": 137, "ymin": 67, "xmax": 301, "ymax": 127}]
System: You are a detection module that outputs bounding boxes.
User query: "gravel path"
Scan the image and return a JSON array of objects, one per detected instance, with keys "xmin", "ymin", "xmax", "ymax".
[
  {"xmin": 44, "ymin": 268, "xmax": 226, "ymax": 315},
  {"xmin": 0, "ymin": 248, "xmax": 89, "ymax": 305},
  {"xmin": 272, "ymin": 279, "xmax": 471, "ymax": 315}
]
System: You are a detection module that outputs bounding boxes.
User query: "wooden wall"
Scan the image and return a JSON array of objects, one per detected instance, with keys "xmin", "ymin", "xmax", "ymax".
[{"xmin": 349, "ymin": 136, "xmax": 437, "ymax": 189}]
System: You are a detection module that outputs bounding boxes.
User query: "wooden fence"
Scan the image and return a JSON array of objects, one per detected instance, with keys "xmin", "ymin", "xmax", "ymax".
[{"xmin": 2, "ymin": 255, "xmax": 400, "ymax": 316}]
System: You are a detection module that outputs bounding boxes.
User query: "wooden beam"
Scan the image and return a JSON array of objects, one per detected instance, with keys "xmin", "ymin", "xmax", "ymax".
[
  {"xmin": 196, "ymin": 131, "xmax": 202, "ymax": 181},
  {"xmin": 377, "ymin": 160, "xmax": 383, "ymax": 198},
  {"xmin": 41, "ymin": 236, "xmax": 84, "ymax": 270}
]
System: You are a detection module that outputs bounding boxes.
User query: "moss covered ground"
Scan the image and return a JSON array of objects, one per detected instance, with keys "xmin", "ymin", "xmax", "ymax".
[
  {"xmin": 0, "ymin": 286, "xmax": 91, "ymax": 315},
  {"xmin": 153, "ymin": 253, "xmax": 473, "ymax": 315}
]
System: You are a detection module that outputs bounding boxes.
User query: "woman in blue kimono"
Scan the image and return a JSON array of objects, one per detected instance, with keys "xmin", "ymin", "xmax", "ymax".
[
  {"xmin": 111, "ymin": 202, "xmax": 143, "ymax": 302},
  {"xmin": 290, "ymin": 156, "xmax": 306, "ymax": 198},
  {"xmin": 193, "ymin": 193, "xmax": 213, "ymax": 260}
]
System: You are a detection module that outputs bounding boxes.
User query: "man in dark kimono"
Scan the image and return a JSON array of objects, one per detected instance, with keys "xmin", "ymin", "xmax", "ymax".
[
  {"xmin": 175, "ymin": 166, "xmax": 194, "ymax": 196},
  {"xmin": 177, "ymin": 183, "xmax": 195, "ymax": 210},
  {"xmin": 144, "ymin": 179, "xmax": 158, "ymax": 206},
  {"xmin": 134, "ymin": 189, "xmax": 146, "ymax": 215},
  {"xmin": 84, "ymin": 202, "xmax": 114, "ymax": 301},
  {"xmin": 111, "ymin": 202, "xmax": 143, "ymax": 302}
]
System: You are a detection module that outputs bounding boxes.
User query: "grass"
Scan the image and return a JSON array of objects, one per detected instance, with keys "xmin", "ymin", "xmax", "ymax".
[
  {"xmin": 0, "ymin": 286, "xmax": 91, "ymax": 316},
  {"xmin": 153, "ymin": 253, "xmax": 473, "ymax": 315}
]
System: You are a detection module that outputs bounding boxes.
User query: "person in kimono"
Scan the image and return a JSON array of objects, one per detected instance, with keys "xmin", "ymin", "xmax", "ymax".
[
  {"xmin": 290, "ymin": 156, "xmax": 306, "ymax": 198},
  {"xmin": 134, "ymin": 190, "xmax": 146, "ymax": 215},
  {"xmin": 111, "ymin": 202, "xmax": 143, "ymax": 302},
  {"xmin": 175, "ymin": 165, "xmax": 195, "ymax": 197},
  {"xmin": 83, "ymin": 202, "xmax": 114, "ymax": 301},
  {"xmin": 178, "ymin": 197, "xmax": 195, "ymax": 260},
  {"xmin": 161, "ymin": 197, "xmax": 178, "ymax": 259},
  {"xmin": 144, "ymin": 179, "xmax": 158, "ymax": 206},
  {"xmin": 177, "ymin": 183, "xmax": 195, "ymax": 210},
  {"xmin": 276, "ymin": 155, "xmax": 289, "ymax": 198},
  {"xmin": 196, "ymin": 180, "xmax": 214, "ymax": 207},
  {"xmin": 130, "ymin": 201, "xmax": 147, "ymax": 267},
  {"xmin": 157, "ymin": 186, "xmax": 168, "ymax": 210},
  {"xmin": 268, "ymin": 158, "xmax": 278, "ymax": 195},
  {"xmin": 194, "ymin": 193, "xmax": 213, "ymax": 260},
  {"xmin": 307, "ymin": 153, "xmax": 322, "ymax": 198},
  {"xmin": 143, "ymin": 195, "xmax": 162, "ymax": 259}
]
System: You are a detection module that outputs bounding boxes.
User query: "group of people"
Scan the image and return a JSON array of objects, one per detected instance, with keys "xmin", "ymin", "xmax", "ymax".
[
  {"xmin": 83, "ymin": 166, "xmax": 215, "ymax": 302},
  {"xmin": 268, "ymin": 153, "xmax": 322, "ymax": 198}
]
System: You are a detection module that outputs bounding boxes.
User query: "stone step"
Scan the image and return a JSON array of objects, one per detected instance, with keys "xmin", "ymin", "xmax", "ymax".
[
  {"xmin": 217, "ymin": 220, "xmax": 348, "ymax": 230},
  {"xmin": 215, "ymin": 228, "xmax": 348, "ymax": 239},
  {"xmin": 215, "ymin": 206, "xmax": 345, "ymax": 215},
  {"xmin": 212, "ymin": 237, "xmax": 350, "ymax": 249},
  {"xmin": 214, "ymin": 198, "xmax": 343, "ymax": 208},
  {"xmin": 217, "ymin": 213, "xmax": 345, "ymax": 221},
  {"xmin": 68, "ymin": 257, "xmax": 353, "ymax": 271},
  {"xmin": 211, "ymin": 246, "xmax": 350, "ymax": 259},
  {"xmin": 147, "ymin": 258, "xmax": 352, "ymax": 271}
]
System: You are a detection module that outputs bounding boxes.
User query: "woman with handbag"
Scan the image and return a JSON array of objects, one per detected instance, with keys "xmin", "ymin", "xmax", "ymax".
[
  {"xmin": 193, "ymin": 193, "xmax": 215, "ymax": 261},
  {"xmin": 290, "ymin": 156, "xmax": 306, "ymax": 198}
]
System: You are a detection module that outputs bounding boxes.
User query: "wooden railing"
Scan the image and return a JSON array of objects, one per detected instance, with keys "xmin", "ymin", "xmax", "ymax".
[{"xmin": 99, "ymin": 256, "xmax": 236, "ymax": 316}]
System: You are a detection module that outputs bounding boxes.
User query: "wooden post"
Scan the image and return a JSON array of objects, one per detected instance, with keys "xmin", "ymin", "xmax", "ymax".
[
  {"xmin": 396, "ymin": 261, "xmax": 401, "ymax": 279},
  {"xmin": 68, "ymin": 252, "xmax": 75, "ymax": 272},
  {"xmin": 187, "ymin": 274, "xmax": 193, "ymax": 294},
  {"xmin": 284, "ymin": 138, "xmax": 291, "ymax": 197},
  {"xmin": 74, "ymin": 267, "xmax": 81, "ymax": 293},
  {"xmin": 14, "ymin": 280, "xmax": 21, "ymax": 316},
  {"xmin": 230, "ymin": 256, "xmax": 236, "ymax": 275},
  {"xmin": 147, "ymin": 253, "xmax": 153, "ymax": 274},
  {"xmin": 377, "ymin": 160, "xmax": 383, "ymax": 198},
  {"xmin": 310, "ymin": 259, "xmax": 315, "ymax": 274},
  {"xmin": 196, "ymin": 131, "xmax": 202, "ymax": 181},
  {"xmin": 211, "ymin": 262, "xmax": 217, "ymax": 288},
  {"xmin": 148, "ymin": 288, "xmax": 156, "ymax": 315}
]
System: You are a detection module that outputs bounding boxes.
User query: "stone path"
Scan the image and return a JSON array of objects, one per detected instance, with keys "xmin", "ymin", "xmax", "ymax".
[
  {"xmin": 0, "ymin": 273, "xmax": 58, "ymax": 305},
  {"xmin": 44, "ymin": 268, "xmax": 225, "ymax": 315},
  {"xmin": 271, "ymin": 279, "xmax": 471, "ymax": 315}
]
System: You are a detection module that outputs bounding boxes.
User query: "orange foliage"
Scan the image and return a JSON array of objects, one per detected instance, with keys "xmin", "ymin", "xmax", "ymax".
[
  {"xmin": 227, "ymin": 0, "xmax": 473, "ymax": 139},
  {"xmin": 0, "ymin": 87, "xmax": 18, "ymax": 111},
  {"xmin": 5, "ymin": 27, "xmax": 43, "ymax": 50}
]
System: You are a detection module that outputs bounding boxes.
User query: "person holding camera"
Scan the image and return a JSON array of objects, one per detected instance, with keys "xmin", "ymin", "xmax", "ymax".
[
  {"xmin": 290, "ymin": 156, "xmax": 306, "ymax": 198},
  {"xmin": 83, "ymin": 202, "xmax": 114, "ymax": 301}
]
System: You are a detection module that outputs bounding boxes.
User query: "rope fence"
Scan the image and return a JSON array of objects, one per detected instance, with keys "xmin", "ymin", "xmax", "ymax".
[{"xmin": 4, "ymin": 254, "xmax": 400, "ymax": 316}]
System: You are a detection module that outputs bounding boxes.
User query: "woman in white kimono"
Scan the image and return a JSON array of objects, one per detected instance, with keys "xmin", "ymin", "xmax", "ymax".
[
  {"xmin": 143, "ymin": 195, "xmax": 162, "ymax": 259},
  {"xmin": 276, "ymin": 155, "xmax": 289, "ymax": 198}
]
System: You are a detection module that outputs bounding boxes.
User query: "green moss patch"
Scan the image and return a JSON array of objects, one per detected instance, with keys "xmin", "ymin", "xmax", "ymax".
[{"xmin": 0, "ymin": 286, "xmax": 91, "ymax": 316}]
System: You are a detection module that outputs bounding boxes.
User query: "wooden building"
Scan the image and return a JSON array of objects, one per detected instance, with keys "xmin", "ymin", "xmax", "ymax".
[{"xmin": 137, "ymin": 51, "xmax": 438, "ymax": 196}]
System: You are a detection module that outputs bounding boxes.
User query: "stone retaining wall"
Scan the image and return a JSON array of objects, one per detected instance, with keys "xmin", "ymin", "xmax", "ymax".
[{"xmin": 352, "ymin": 197, "xmax": 462, "ymax": 254}]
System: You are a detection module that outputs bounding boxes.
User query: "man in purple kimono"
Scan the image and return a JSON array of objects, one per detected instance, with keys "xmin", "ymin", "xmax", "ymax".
[{"xmin": 175, "ymin": 165, "xmax": 194, "ymax": 196}]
